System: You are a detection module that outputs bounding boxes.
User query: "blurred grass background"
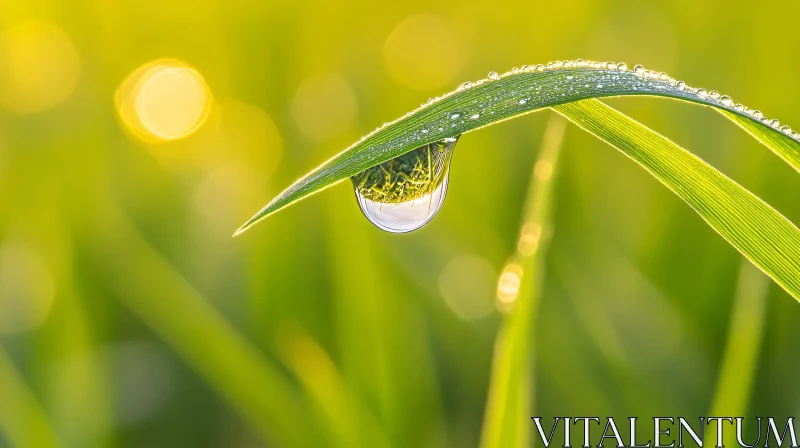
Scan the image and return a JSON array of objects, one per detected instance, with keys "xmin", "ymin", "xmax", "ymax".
[{"xmin": 0, "ymin": 0, "xmax": 799, "ymax": 446}]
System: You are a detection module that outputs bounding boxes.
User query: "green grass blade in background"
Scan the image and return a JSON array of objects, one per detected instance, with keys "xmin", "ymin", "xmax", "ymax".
[
  {"xmin": 480, "ymin": 115, "xmax": 566, "ymax": 448},
  {"xmin": 0, "ymin": 348, "xmax": 61, "ymax": 448},
  {"xmin": 96, "ymin": 210, "xmax": 321, "ymax": 448},
  {"xmin": 553, "ymin": 99, "xmax": 800, "ymax": 302},
  {"xmin": 705, "ymin": 260, "xmax": 768, "ymax": 447},
  {"xmin": 721, "ymin": 111, "xmax": 800, "ymax": 172},
  {"xmin": 324, "ymin": 193, "xmax": 446, "ymax": 448},
  {"xmin": 276, "ymin": 324, "xmax": 390, "ymax": 448},
  {"xmin": 234, "ymin": 62, "xmax": 800, "ymax": 235}
]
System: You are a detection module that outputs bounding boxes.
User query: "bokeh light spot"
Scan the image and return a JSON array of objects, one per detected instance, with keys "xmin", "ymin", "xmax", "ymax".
[
  {"xmin": 0, "ymin": 21, "xmax": 81, "ymax": 114},
  {"xmin": 0, "ymin": 240, "xmax": 55, "ymax": 333},
  {"xmin": 116, "ymin": 59, "xmax": 213, "ymax": 142},
  {"xmin": 517, "ymin": 222, "xmax": 542, "ymax": 257},
  {"xmin": 290, "ymin": 73, "xmax": 357, "ymax": 142},
  {"xmin": 382, "ymin": 14, "xmax": 466, "ymax": 91},
  {"xmin": 438, "ymin": 254, "xmax": 496, "ymax": 320},
  {"xmin": 496, "ymin": 263, "xmax": 523, "ymax": 312}
]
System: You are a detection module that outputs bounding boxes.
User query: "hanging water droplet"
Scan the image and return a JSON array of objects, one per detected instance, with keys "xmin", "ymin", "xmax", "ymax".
[
  {"xmin": 351, "ymin": 137, "xmax": 459, "ymax": 233},
  {"xmin": 488, "ymin": 71, "xmax": 500, "ymax": 80},
  {"xmin": 634, "ymin": 65, "xmax": 645, "ymax": 75}
]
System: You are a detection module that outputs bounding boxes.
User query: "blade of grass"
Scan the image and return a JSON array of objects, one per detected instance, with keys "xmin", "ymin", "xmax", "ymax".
[
  {"xmin": 705, "ymin": 260, "xmax": 768, "ymax": 447},
  {"xmin": 93, "ymin": 208, "xmax": 322, "ymax": 448},
  {"xmin": 553, "ymin": 99, "xmax": 800, "ymax": 302},
  {"xmin": 0, "ymin": 347, "xmax": 61, "ymax": 448},
  {"xmin": 720, "ymin": 110, "xmax": 800, "ymax": 172},
  {"xmin": 276, "ymin": 323, "xmax": 390, "ymax": 448},
  {"xmin": 324, "ymin": 193, "xmax": 446, "ymax": 448},
  {"xmin": 480, "ymin": 115, "xmax": 566, "ymax": 448},
  {"xmin": 235, "ymin": 62, "xmax": 800, "ymax": 235}
]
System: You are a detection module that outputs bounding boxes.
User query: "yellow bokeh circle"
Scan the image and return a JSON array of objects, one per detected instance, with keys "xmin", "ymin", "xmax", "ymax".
[
  {"xmin": 0, "ymin": 21, "xmax": 81, "ymax": 114},
  {"xmin": 116, "ymin": 59, "xmax": 213, "ymax": 142}
]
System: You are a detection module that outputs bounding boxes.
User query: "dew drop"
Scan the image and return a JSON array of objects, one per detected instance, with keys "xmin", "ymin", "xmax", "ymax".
[
  {"xmin": 753, "ymin": 110, "xmax": 763, "ymax": 119},
  {"xmin": 634, "ymin": 65, "xmax": 645, "ymax": 75},
  {"xmin": 779, "ymin": 125, "xmax": 792, "ymax": 134},
  {"xmin": 676, "ymin": 81, "xmax": 686, "ymax": 90},
  {"xmin": 606, "ymin": 62, "xmax": 616, "ymax": 70},
  {"xmin": 617, "ymin": 62, "xmax": 628, "ymax": 71},
  {"xmin": 450, "ymin": 112, "xmax": 461, "ymax": 119},
  {"xmin": 518, "ymin": 99, "xmax": 527, "ymax": 105},
  {"xmin": 488, "ymin": 71, "xmax": 500, "ymax": 80},
  {"xmin": 351, "ymin": 137, "xmax": 459, "ymax": 233},
  {"xmin": 470, "ymin": 113, "xmax": 480, "ymax": 119},
  {"xmin": 709, "ymin": 90, "xmax": 720, "ymax": 100},
  {"xmin": 769, "ymin": 118, "xmax": 780, "ymax": 128},
  {"xmin": 696, "ymin": 89, "xmax": 708, "ymax": 98},
  {"xmin": 719, "ymin": 95, "xmax": 733, "ymax": 106}
]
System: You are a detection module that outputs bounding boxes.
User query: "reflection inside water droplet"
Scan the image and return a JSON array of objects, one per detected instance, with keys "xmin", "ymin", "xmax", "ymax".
[{"xmin": 351, "ymin": 136, "xmax": 459, "ymax": 233}]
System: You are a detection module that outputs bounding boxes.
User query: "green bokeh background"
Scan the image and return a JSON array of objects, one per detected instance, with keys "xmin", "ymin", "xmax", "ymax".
[{"xmin": 1, "ymin": 0, "xmax": 799, "ymax": 446}]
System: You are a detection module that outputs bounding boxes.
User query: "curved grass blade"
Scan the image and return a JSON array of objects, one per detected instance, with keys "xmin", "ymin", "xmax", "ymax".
[
  {"xmin": 480, "ymin": 116, "xmax": 565, "ymax": 448},
  {"xmin": 553, "ymin": 99, "xmax": 800, "ymax": 302},
  {"xmin": 234, "ymin": 61, "xmax": 800, "ymax": 235},
  {"xmin": 719, "ymin": 110, "xmax": 800, "ymax": 172}
]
